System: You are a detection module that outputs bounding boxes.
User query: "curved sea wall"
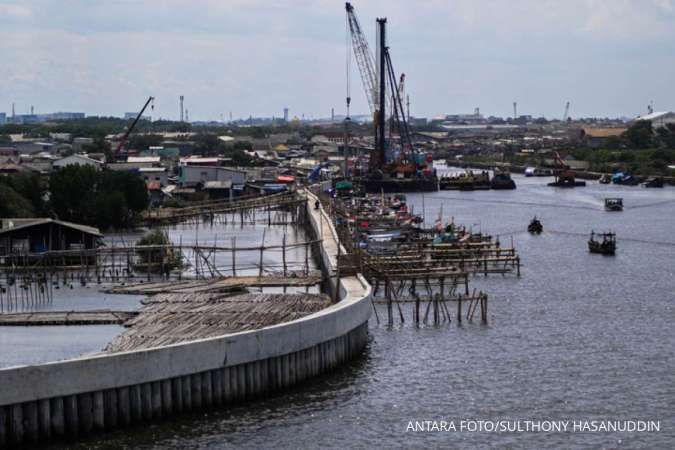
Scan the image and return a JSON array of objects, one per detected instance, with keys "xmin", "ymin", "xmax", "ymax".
[{"xmin": 0, "ymin": 193, "xmax": 372, "ymax": 447}]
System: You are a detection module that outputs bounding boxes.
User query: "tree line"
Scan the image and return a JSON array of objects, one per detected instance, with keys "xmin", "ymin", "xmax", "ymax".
[{"xmin": 0, "ymin": 165, "xmax": 148, "ymax": 230}]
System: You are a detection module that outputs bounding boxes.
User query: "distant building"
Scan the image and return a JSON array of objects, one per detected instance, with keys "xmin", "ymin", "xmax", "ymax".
[
  {"xmin": 124, "ymin": 113, "xmax": 151, "ymax": 121},
  {"xmin": 138, "ymin": 167, "xmax": 168, "ymax": 186},
  {"xmin": 72, "ymin": 137, "xmax": 94, "ymax": 152},
  {"xmin": 179, "ymin": 165, "xmax": 246, "ymax": 187},
  {"xmin": 283, "ymin": 108, "xmax": 289, "ymax": 122},
  {"xmin": 581, "ymin": 127, "xmax": 627, "ymax": 148},
  {"xmin": 53, "ymin": 154, "xmax": 103, "ymax": 170},
  {"xmin": 635, "ymin": 111, "xmax": 675, "ymax": 129},
  {"xmin": 46, "ymin": 112, "xmax": 85, "ymax": 120},
  {"xmin": 0, "ymin": 113, "xmax": 5, "ymax": 125},
  {"xmin": 14, "ymin": 141, "xmax": 55, "ymax": 154}
]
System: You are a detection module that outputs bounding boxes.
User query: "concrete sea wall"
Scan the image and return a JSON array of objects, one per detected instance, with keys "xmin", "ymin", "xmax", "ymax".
[{"xmin": 0, "ymin": 194, "xmax": 372, "ymax": 447}]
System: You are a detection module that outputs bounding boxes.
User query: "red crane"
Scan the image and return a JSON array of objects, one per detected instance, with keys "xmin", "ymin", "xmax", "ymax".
[{"xmin": 115, "ymin": 96, "xmax": 155, "ymax": 158}]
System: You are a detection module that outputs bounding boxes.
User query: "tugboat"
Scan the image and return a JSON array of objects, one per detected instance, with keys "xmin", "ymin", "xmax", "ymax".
[
  {"xmin": 528, "ymin": 217, "xmax": 543, "ymax": 234},
  {"xmin": 588, "ymin": 231, "xmax": 616, "ymax": 255},
  {"xmin": 490, "ymin": 169, "xmax": 516, "ymax": 190},
  {"xmin": 604, "ymin": 198, "xmax": 623, "ymax": 211}
]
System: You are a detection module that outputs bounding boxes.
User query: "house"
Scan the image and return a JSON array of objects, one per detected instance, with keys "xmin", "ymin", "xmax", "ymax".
[
  {"xmin": 72, "ymin": 137, "xmax": 94, "ymax": 152},
  {"xmin": 179, "ymin": 165, "xmax": 247, "ymax": 187},
  {"xmin": 127, "ymin": 156, "xmax": 161, "ymax": 166},
  {"xmin": 53, "ymin": 154, "xmax": 103, "ymax": 170},
  {"xmin": 581, "ymin": 127, "xmax": 627, "ymax": 148},
  {"xmin": 179, "ymin": 156, "xmax": 221, "ymax": 167},
  {"xmin": 635, "ymin": 111, "xmax": 675, "ymax": 129},
  {"xmin": 14, "ymin": 141, "xmax": 55, "ymax": 155},
  {"xmin": 203, "ymin": 180, "xmax": 233, "ymax": 200},
  {"xmin": 0, "ymin": 218, "xmax": 102, "ymax": 256},
  {"xmin": 138, "ymin": 167, "xmax": 168, "ymax": 186}
]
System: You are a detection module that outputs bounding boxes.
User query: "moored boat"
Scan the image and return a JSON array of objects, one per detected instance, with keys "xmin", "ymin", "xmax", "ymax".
[
  {"xmin": 643, "ymin": 177, "xmax": 664, "ymax": 188},
  {"xmin": 490, "ymin": 169, "xmax": 516, "ymax": 190}
]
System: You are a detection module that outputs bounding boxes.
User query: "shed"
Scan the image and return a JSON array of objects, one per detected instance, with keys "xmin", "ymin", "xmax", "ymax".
[{"xmin": 0, "ymin": 218, "xmax": 102, "ymax": 256}]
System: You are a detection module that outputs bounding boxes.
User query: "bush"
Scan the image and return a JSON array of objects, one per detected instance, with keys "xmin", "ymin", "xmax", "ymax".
[{"xmin": 135, "ymin": 229, "xmax": 183, "ymax": 274}]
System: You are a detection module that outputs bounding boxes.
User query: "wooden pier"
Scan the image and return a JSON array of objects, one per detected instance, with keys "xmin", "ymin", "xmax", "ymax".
[
  {"xmin": 142, "ymin": 191, "xmax": 304, "ymax": 225},
  {"xmin": 106, "ymin": 273, "xmax": 323, "ymax": 295},
  {"xmin": 0, "ymin": 310, "xmax": 137, "ymax": 326}
]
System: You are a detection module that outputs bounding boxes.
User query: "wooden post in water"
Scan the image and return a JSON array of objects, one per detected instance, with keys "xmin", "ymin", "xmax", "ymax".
[
  {"xmin": 282, "ymin": 234, "xmax": 287, "ymax": 277},
  {"xmin": 259, "ymin": 229, "xmax": 266, "ymax": 278},
  {"xmin": 457, "ymin": 294, "xmax": 463, "ymax": 324},
  {"xmin": 231, "ymin": 237, "xmax": 237, "ymax": 276}
]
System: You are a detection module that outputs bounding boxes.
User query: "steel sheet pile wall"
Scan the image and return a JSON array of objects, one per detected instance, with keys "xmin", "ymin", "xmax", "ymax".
[{"xmin": 0, "ymin": 191, "xmax": 371, "ymax": 447}]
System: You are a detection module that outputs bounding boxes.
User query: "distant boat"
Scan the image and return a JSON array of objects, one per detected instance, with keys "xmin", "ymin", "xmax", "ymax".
[
  {"xmin": 524, "ymin": 167, "xmax": 536, "ymax": 177},
  {"xmin": 604, "ymin": 198, "xmax": 623, "ymax": 211},
  {"xmin": 588, "ymin": 231, "xmax": 616, "ymax": 255},
  {"xmin": 439, "ymin": 170, "xmax": 490, "ymax": 191},
  {"xmin": 490, "ymin": 169, "xmax": 516, "ymax": 190},
  {"xmin": 643, "ymin": 177, "xmax": 664, "ymax": 188},
  {"xmin": 598, "ymin": 174, "xmax": 612, "ymax": 184},
  {"xmin": 612, "ymin": 172, "xmax": 640, "ymax": 186},
  {"xmin": 528, "ymin": 217, "xmax": 543, "ymax": 234}
]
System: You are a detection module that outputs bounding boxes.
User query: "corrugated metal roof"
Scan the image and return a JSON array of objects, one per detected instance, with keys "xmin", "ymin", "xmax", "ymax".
[
  {"xmin": 204, "ymin": 180, "xmax": 233, "ymax": 189},
  {"xmin": 0, "ymin": 218, "xmax": 102, "ymax": 237},
  {"xmin": 127, "ymin": 156, "xmax": 160, "ymax": 163},
  {"xmin": 636, "ymin": 111, "xmax": 673, "ymax": 121}
]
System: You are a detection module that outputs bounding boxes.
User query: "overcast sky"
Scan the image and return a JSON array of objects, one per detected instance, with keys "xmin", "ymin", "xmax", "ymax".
[{"xmin": 1, "ymin": 0, "xmax": 674, "ymax": 121}]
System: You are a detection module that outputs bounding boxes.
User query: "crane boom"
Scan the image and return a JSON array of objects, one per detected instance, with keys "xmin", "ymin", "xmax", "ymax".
[
  {"xmin": 345, "ymin": 2, "xmax": 378, "ymax": 114},
  {"xmin": 115, "ymin": 96, "xmax": 155, "ymax": 156}
]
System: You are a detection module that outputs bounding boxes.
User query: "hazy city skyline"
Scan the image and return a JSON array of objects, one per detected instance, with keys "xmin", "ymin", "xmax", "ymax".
[{"xmin": 1, "ymin": 0, "xmax": 674, "ymax": 121}]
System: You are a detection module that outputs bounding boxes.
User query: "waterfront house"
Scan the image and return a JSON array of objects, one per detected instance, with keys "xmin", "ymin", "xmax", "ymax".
[{"xmin": 0, "ymin": 218, "xmax": 102, "ymax": 256}]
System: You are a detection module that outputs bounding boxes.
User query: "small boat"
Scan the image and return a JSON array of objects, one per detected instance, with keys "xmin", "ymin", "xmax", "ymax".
[
  {"xmin": 643, "ymin": 177, "xmax": 664, "ymax": 188},
  {"xmin": 528, "ymin": 217, "xmax": 543, "ymax": 234},
  {"xmin": 588, "ymin": 231, "xmax": 616, "ymax": 255},
  {"xmin": 524, "ymin": 167, "xmax": 536, "ymax": 177},
  {"xmin": 490, "ymin": 169, "xmax": 516, "ymax": 190},
  {"xmin": 604, "ymin": 198, "xmax": 623, "ymax": 211},
  {"xmin": 598, "ymin": 174, "xmax": 612, "ymax": 184}
]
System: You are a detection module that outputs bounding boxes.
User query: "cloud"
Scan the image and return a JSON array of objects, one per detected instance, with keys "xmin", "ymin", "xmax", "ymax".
[{"xmin": 0, "ymin": 0, "xmax": 673, "ymax": 119}]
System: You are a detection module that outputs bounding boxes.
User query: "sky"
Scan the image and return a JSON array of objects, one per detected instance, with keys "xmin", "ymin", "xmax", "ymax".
[{"xmin": 0, "ymin": 0, "xmax": 674, "ymax": 121}]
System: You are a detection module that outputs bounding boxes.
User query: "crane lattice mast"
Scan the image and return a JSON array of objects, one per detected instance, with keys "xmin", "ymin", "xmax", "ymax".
[{"xmin": 345, "ymin": 2, "xmax": 378, "ymax": 114}]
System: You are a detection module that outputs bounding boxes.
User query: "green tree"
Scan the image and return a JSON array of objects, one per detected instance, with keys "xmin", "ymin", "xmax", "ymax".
[
  {"xmin": 624, "ymin": 121, "xmax": 653, "ymax": 149},
  {"xmin": 656, "ymin": 124, "xmax": 675, "ymax": 149},
  {"xmin": 5, "ymin": 172, "xmax": 49, "ymax": 215},
  {"xmin": 49, "ymin": 165, "xmax": 98, "ymax": 224},
  {"xmin": 0, "ymin": 183, "xmax": 35, "ymax": 217},
  {"xmin": 49, "ymin": 165, "xmax": 149, "ymax": 229}
]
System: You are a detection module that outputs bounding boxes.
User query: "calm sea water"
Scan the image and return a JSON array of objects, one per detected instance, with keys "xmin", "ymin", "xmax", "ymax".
[{"xmin": 64, "ymin": 172, "xmax": 675, "ymax": 449}]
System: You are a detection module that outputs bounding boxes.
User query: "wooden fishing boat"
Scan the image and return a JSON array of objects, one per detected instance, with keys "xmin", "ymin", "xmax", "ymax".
[
  {"xmin": 527, "ymin": 217, "xmax": 543, "ymax": 234},
  {"xmin": 604, "ymin": 198, "xmax": 623, "ymax": 211},
  {"xmin": 588, "ymin": 231, "xmax": 616, "ymax": 255}
]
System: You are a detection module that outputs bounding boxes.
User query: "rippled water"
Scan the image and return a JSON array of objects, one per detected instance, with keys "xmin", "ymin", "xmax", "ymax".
[{"xmin": 62, "ymin": 173, "xmax": 675, "ymax": 449}]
